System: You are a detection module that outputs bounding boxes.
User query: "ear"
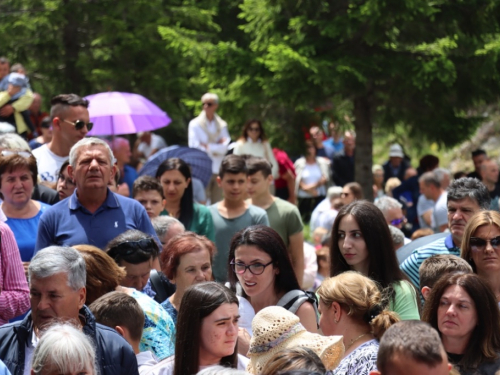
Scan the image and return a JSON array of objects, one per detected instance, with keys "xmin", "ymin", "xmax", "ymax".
[
  {"xmin": 369, "ymin": 372, "xmax": 381, "ymax": 375},
  {"xmin": 67, "ymin": 164, "xmax": 74, "ymax": 179},
  {"xmin": 78, "ymin": 287, "xmax": 86, "ymax": 309},
  {"xmin": 217, "ymin": 176, "xmax": 222, "ymax": 187},
  {"xmin": 114, "ymin": 325, "xmax": 126, "ymax": 337},
  {"xmin": 331, "ymin": 301, "xmax": 343, "ymax": 322},
  {"xmin": 52, "ymin": 117, "xmax": 62, "ymax": 131},
  {"xmin": 421, "ymin": 286, "xmax": 431, "ymax": 300},
  {"xmin": 186, "ymin": 177, "xmax": 191, "ymax": 187},
  {"xmin": 267, "ymin": 174, "xmax": 274, "ymax": 183},
  {"xmin": 110, "ymin": 164, "xmax": 117, "ymax": 182},
  {"xmin": 448, "ymin": 363, "xmax": 452, "ymax": 371}
]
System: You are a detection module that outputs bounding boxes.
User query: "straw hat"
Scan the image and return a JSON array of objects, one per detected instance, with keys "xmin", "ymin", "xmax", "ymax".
[{"xmin": 247, "ymin": 306, "xmax": 344, "ymax": 374}]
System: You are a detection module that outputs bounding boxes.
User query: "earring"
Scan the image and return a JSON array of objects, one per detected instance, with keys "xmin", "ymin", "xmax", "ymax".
[{"xmin": 334, "ymin": 318, "xmax": 339, "ymax": 323}]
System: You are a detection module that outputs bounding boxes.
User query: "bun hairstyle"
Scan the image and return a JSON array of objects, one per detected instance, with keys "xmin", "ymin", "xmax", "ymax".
[{"xmin": 317, "ymin": 271, "xmax": 400, "ymax": 340}]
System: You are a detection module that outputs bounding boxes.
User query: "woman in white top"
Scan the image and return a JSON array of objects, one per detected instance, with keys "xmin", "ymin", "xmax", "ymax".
[
  {"xmin": 146, "ymin": 282, "xmax": 249, "ymax": 375},
  {"xmin": 294, "ymin": 139, "xmax": 330, "ymax": 223},
  {"xmin": 232, "ymin": 119, "xmax": 278, "ymax": 179}
]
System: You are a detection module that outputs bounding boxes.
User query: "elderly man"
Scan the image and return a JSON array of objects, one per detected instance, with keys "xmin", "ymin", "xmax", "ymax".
[
  {"xmin": 0, "ymin": 247, "xmax": 139, "ymax": 375},
  {"xmin": 383, "ymin": 144, "xmax": 410, "ymax": 183},
  {"xmin": 188, "ymin": 92, "xmax": 230, "ymax": 204},
  {"xmin": 375, "ymin": 196, "xmax": 411, "ymax": 245},
  {"xmin": 419, "ymin": 171, "xmax": 448, "ymax": 232},
  {"xmin": 401, "ymin": 178, "xmax": 490, "ymax": 288},
  {"xmin": 32, "ymin": 94, "xmax": 91, "ymax": 183},
  {"xmin": 35, "ymin": 137, "xmax": 158, "ymax": 250},
  {"xmin": 151, "ymin": 216, "xmax": 185, "ymax": 253},
  {"xmin": 480, "ymin": 158, "xmax": 500, "ymax": 210}
]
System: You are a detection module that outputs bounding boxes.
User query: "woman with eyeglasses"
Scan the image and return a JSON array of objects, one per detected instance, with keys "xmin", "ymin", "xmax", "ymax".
[
  {"xmin": 461, "ymin": 210, "xmax": 500, "ymax": 303},
  {"xmin": 294, "ymin": 139, "xmax": 331, "ymax": 223},
  {"xmin": 156, "ymin": 158, "xmax": 215, "ymax": 241},
  {"xmin": 105, "ymin": 229, "xmax": 160, "ymax": 298},
  {"xmin": 233, "ymin": 119, "xmax": 278, "ymax": 179},
  {"xmin": 0, "ymin": 150, "xmax": 50, "ymax": 269},
  {"xmin": 56, "ymin": 160, "xmax": 76, "ymax": 201},
  {"xmin": 330, "ymin": 200, "xmax": 420, "ymax": 320},
  {"xmin": 159, "ymin": 231, "xmax": 215, "ymax": 325},
  {"xmin": 227, "ymin": 225, "xmax": 318, "ymax": 333}
]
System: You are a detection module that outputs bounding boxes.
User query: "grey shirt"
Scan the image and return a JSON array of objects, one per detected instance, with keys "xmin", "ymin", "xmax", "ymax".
[{"xmin": 209, "ymin": 204, "xmax": 269, "ymax": 281}]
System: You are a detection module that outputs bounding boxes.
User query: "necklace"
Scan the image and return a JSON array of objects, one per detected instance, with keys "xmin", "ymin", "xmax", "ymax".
[{"xmin": 345, "ymin": 332, "xmax": 371, "ymax": 351}]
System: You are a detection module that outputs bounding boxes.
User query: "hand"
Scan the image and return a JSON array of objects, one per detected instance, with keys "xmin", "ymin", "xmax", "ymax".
[
  {"xmin": 237, "ymin": 328, "xmax": 251, "ymax": 356},
  {"xmin": 200, "ymin": 142, "xmax": 208, "ymax": 150},
  {"xmin": 0, "ymin": 104, "xmax": 14, "ymax": 117},
  {"xmin": 7, "ymin": 84, "xmax": 21, "ymax": 97},
  {"xmin": 217, "ymin": 137, "xmax": 226, "ymax": 144}
]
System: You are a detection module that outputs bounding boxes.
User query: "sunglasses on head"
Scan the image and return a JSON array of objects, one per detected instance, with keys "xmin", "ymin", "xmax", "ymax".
[
  {"xmin": 470, "ymin": 236, "xmax": 500, "ymax": 252},
  {"xmin": 1, "ymin": 150, "xmax": 31, "ymax": 158},
  {"xmin": 109, "ymin": 238, "xmax": 157, "ymax": 257},
  {"xmin": 63, "ymin": 119, "xmax": 93, "ymax": 131}
]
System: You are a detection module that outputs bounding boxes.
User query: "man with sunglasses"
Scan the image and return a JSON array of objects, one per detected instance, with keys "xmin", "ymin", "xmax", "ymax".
[
  {"xmin": 188, "ymin": 92, "xmax": 230, "ymax": 204},
  {"xmin": 32, "ymin": 93, "xmax": 92, "ymax": 183},
  {"xmin": 375, "ymin": 196, "xmax": 411, "ymax": 245},
  {"xmin": 400, "ymin": 177, "xmax": 491, "ymax": 289}
]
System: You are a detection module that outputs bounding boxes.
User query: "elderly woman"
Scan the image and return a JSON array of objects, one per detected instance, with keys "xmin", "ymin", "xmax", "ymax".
[
  {"xmin": 31, "ymin": 323, "xmax": 97, "ymax": 375},
  {"xmin": 0, "ymin": 150, "xmax": 50, "ymax": 266},
  {"xmin": 423, "ymin": 273, "xmax": 500, "ymax": 374},
  {"xmin": 75, "ymin": 244, "xmax": 175, "ymax": 361},
  {"xmin": 160, "ymin": 231, "xmax": 215, "ymax": 325},
  {"xmin": 461, "ymin": 210, "xmax": 500, "ymax": 303}
]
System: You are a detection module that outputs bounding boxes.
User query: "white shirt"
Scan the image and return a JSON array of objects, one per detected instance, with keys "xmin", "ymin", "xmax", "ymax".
[
  {"xmin": 297, "ymin": 163, "xmax": 325, "ymax": 198},
  {"xmin": 32, "ymin": 144, "xmax": 68, "ymax": 183},
  {"xmin": 188, "ymin": 118, "xmax": 230, "ymax": 174},
  {"xmin": 237, "ymin": 296, "xmax": 255, "ymax": 336},
  {"xmin": 144, "ymin": 354, "xmax": 249, "ymax": 375},
  {"xmin": 432, "ymin": 191, "xmax": 448, "ymax": 231},
  {"xmin": 137, "ymin": 351, "xmax": 158, "ymax": 375},
  {"xmin": 232, "ymin": 139, "xmax": 279, "ymax": 178},
  {"xmin": 24, "ymin": 330, "xmax": 39, "ymax": 375},
  {"xmin": 138, "ymin": 134, "xmax": 167, "ymax": 159},
  {"xmin": 303, "ymin": 241, "xmax": 318, "ymax": 290}
]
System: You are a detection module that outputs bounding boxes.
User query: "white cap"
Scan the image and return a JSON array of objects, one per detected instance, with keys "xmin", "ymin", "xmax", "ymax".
[{"xmin": 389, "ymin": 144, "xmax": 404, "ymax": 158}]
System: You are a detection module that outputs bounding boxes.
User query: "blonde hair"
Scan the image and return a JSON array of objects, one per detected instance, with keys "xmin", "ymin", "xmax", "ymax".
[
  {"xmin": 317, "ymin": 271, "xmax": 400, "ymax": 340},
  {"xmin": 385, "ymin": 177, "xmax": 401, "ymax": 196}
]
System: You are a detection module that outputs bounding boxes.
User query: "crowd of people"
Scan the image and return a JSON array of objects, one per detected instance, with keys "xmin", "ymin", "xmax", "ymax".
[{"xmin": 1, "ymin": 58, "xmax": 500, "ymax": 374}]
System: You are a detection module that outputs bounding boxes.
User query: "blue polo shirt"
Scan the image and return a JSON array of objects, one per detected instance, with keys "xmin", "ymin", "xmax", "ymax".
[{"xmin": 35, "ymin": 188, "xmax": 158, "ymax": 251}]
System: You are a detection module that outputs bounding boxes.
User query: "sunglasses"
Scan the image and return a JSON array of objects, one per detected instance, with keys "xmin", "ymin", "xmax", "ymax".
[
  {"xmin": 470, "ymin": 236, "xmax": 500, "ymax": 252},
  {"xmin": 203, "ymin": 102, "xmax": 215, "ymax": 107},
  {"xmin": 1, "ymin": 150, "xmax": 31, "ymax": 158},
  {"xmin": 109, "ymin": 238, "xmax": 157, "ymax": 257},
  {"xmin": 230, "ymin": 260, "xmax": 274, "ymax": 275},
  {"xmin": 63, "ymin": 119, "xmax": 93, "ymax": 131},
  {"xmin": 390, "ymin": 216, "xmax": 407, "ymax": 226}
]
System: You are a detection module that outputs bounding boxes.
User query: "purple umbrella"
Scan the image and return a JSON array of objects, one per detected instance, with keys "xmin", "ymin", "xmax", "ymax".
[{"xmin": 84, "ymin": 91, "xmax": 171, "ymax": 136}]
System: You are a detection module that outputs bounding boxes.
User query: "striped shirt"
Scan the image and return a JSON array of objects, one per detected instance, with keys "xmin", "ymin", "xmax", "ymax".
[
  {"xmin": 0, "ymin": 222, "xmax": 30, "ymax": 325},
  {"xmin": 400, "ymin": 234, "xmax": 460, "ymax": 288}
]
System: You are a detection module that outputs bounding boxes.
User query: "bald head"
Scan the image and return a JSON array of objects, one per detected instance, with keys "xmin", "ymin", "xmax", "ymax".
[{"xmin": 480, "ymin": 159, "xmax": 499, "ymax": 185}]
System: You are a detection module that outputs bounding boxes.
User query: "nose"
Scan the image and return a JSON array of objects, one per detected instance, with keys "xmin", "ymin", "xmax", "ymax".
[
  {"xmin": 196, "ymin": 269, "xmax": 205, "ymax": 280},
  {"xmin": 446, "ymin": 304, "xmax": 457, "ymax": 316},
  {"xmin": 485, "ymin": 240, "xmax": 494, "ymax": 253},
  {"xmin": 228, "ymin": 322, "xmax": 238, "ymax": 336},
  {"xmin": 37, "ymin": 295, "xmax": 50, "ymax": 311},
  {"xmin": 89, "ymin": 158, "xmax": 99, "ymax": 169}
]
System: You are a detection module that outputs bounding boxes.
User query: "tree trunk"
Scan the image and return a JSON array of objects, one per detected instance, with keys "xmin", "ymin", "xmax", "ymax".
[
  {"xmin": 61, "ymin": 0, "xmax": 82, "ymax": 93},
  {"xmin": 353, "ymin": 95, "xmax": 373, "ymax": 201}
]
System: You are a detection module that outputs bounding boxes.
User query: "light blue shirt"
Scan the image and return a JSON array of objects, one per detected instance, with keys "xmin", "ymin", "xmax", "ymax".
[{"xmin": 35, "ymin": 188, "xmax": 159, "ymax": 251}]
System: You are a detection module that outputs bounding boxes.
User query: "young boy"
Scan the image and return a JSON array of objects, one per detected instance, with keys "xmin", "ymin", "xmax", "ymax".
[
  {"xmin": 89, "ymin": 291, "xmax": 158, "ymax": 375},
  {"xmin": 133, "ymin": 176, "xmax": 166, "ymax": 219},
  {"xmin": 419, "ymin": 254, "xmax": 473, "ymax": 300},
  {"xmin": 209, "ymin": 154, "xmax": 269, "ymax": 282},
  {"xmin": 245, "ymin": 156, "xmax": 304, "ymax": 285}
]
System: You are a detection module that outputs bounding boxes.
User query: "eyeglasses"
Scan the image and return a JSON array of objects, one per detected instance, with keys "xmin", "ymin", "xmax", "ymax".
[
  {"xmin": 340, "ymin": 192, "xmax": 351, "ymax": 198},
  {"xmin": 1, "ymin": 150, "xmax": 32, "ymax": 158},
  {"xmin": 470, "ymin": 236, "xmax": 500, "ymax": 252},
  {"xmin": 230, "ymin": 260, "xmax": 274, "ymax": 275},
  {"xmin": 203, "ymin": 102, "xmax": 215, "ymax": 107},
  {"xmin": 58, "ymin": 174, "xmax": 75, "ymax": 187},
  {"xmin": 109, "ymin": 238, "xmax": 157, "ymax": 257},
  {"xmin": 63, "ymin": 119, "xmax": 93, "ymax": 131},
  {"xmin": 390, "ymin": 216, "xmax": 407, "ymax": 226},
  {"xmin": 248, "ymin": 127, "xmax": 261, "ymax": 132}
]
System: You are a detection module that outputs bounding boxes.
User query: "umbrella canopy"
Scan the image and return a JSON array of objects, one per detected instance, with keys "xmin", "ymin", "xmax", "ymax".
[
  {"xmin": 84, "ymin": 91, "xmax": 171, "ymax": 136},
  {"xmin": 139, "ymin": 145, "xmax": 212, "ymax": 187}
]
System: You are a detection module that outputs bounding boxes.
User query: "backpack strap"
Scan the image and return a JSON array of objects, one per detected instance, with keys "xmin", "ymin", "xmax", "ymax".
[{"xmin": 277, "ymin": 290, "xmax": 319, "ymax": 326}]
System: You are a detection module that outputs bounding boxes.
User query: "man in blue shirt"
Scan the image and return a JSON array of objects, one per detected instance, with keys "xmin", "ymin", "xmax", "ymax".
[
  {"xmin": 400, "ymin": 178, "xmax": 490, "ymax": 288},
  {"xmin": 35, "ymin": 137, "xmax": 158, "ymax": 250}
]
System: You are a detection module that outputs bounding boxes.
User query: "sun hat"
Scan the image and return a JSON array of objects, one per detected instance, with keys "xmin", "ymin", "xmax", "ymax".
[
  {"xmin": 388, "ymin": 144, "xmax": 404, "ymax": 158},
  {"xmin": 247, "ymin": 306, "xmax": 344, "ymax": 374}
]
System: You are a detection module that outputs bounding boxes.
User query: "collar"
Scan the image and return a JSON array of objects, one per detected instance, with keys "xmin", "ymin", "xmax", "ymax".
[
  {"xmin": 246, "ymin": 137, "xmax": 262, "ymax": 144},
  {"xmin": 445, "ymin": 234, "xmax": 459, "ymax": 250},
  {"xmin": 69, "ymin": 188, "xmax": 120, "ymax": 211}
]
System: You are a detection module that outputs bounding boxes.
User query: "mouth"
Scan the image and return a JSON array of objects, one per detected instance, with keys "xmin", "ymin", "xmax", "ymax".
[
  {"xmin": 343, "ymin": 253, "xmax": 356, "ymax": 258},
  {"xmin": 244, "ymin": 282, "xmax": 257, "ymax": 287},
  {"xmin": 443, "ymin": 320, "xmax": 457, "ymax": 326}
]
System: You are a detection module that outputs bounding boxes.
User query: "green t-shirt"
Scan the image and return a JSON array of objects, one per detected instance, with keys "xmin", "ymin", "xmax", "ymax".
[
  {"xmin": 265, "ymin": 198, "xmax": 303, "ymax": 246},
  {"xmin": 389, "ymin": 280, "xmax": 421, "ymax": 320},
  {"xmin": 160, "ymin": 202, "xmax": 215, "ymax": 242}
]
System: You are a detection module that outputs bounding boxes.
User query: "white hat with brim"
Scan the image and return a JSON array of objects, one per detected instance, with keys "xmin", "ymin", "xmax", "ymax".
[
  {"xmin": 389, "ymin": 144, "xmax": 404, "ymax": 158},
  {"xmin": 247, "ymin": 306, "xmax": 344, "ymax": 374}
]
